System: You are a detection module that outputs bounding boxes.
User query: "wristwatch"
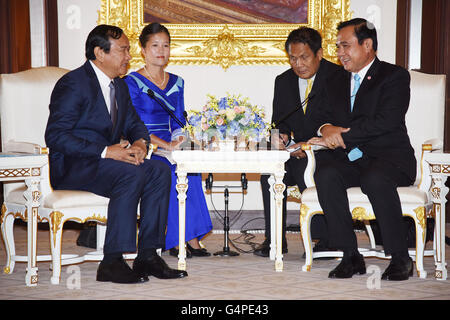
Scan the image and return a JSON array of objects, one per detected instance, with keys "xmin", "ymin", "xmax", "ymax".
[{"xmin": 140, "ymin": 138, "xmax": 150, "ymax": 151}]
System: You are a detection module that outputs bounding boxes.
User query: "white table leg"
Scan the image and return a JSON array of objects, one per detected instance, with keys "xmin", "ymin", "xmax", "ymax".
[
  {"xmin": 176, "ymin": 172, "xmax": 188, "ymax": 271},
  {"xmin": 24, "ymin": 179, "xmax": 41, "ymax": 286},
  {"xmin": 273, "ymin": 173, "xmax": 285, "ymax": 272},
  {"xmin": 431, "ymin": 174, "xmax": 448, "ymax": 280},
  {"xmin": 268, "ymin": 175, "xmax": 275, "ymax": 261}
]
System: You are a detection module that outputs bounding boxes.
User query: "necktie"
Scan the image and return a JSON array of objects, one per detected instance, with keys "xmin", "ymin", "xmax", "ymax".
[
  {"xmin": 350, "ymin": 73, "xmax": 361, "ymax": 111},
  {"xmin": 303, "ymin": 78, "xmax": 313, "ymax": 113},
  {"xmin": 109, "ymin": 81, "xmax": 118, "ymax": 128},
  {"xmin": 348, "ymin": 73, "xmax": 362, "ymax": 161}
]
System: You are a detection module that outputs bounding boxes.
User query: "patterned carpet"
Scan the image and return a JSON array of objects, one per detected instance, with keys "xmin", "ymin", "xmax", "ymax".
[{"xmin": 1, "ymin": 215, "xmax": 449, "ymax": 305}]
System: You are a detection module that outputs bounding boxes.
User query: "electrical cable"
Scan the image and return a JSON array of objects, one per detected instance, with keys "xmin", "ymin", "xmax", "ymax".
[{"xmin": 206, "ymin": 173, "xmax": 259, "ymax": 254}]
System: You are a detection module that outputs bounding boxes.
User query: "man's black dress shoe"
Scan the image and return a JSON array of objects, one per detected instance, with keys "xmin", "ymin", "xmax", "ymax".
[
  {"xmin": 253, "ymin": 239, "xmax": 287, "ymax": 258},
  {"xmin": 186, "ymin": 243, "xmax": 211, "ymax": 257},
  {"xmin": 328, "ymin": 253, "xmax": 366, "ymax": 278},
  {"xmin": 133, "ymin": 255, "xmax": 188, "ymax": 279},
  {"xmin": 96, "ymin": 258, "xmax": 149, "ymax": 284},
  {"xmin": 381, "ymin": 257, "xmax": 413, "ymax": 281}
]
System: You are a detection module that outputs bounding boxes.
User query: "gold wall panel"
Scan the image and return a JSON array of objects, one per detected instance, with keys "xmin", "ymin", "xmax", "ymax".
[{"xmin": 98, "ymin": 0, "xmax": 352, "ymax": 70}]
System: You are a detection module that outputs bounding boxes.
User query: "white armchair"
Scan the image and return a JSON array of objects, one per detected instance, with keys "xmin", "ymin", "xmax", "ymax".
[
  {"xmin": 299, "ymin": 70, "xmax": 446, "ymax": 278},
  {"xmin": 0, "ymin": 67, "xmax": 111, "ymax": 285}
]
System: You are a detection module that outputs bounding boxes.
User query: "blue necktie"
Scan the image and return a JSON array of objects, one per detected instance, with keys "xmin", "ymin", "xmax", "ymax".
[
  {"xmin": 348, "ymin": 73, "xmax": 362, "ymax": 161},
  {"xmin": 350, "ymin": 73, "xmax": 360, "ymax": 111}
]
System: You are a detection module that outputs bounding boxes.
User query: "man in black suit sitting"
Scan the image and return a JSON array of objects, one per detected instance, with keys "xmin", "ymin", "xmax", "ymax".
[
  {"xmin": 309, "ymin": 18, "xmax": 416, "ymax": 281},
  {"xmin": 255, "ymin": 27, "xmax": 341, "ymax": 257}
]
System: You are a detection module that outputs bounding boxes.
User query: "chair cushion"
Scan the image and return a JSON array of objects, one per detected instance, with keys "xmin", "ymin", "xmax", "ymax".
[
  {"xmin": 6, "ymin": 187, "xmax": 109, "ymax": 209},
  {"xmin": 301, "ymin": 186, "xmax": 428, "ymax": 206}
]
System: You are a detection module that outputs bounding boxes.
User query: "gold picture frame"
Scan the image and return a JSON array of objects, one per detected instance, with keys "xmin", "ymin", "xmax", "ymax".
[{"xmin": 98, "ymin": 0, "xmax": 352, "ymax": 70}]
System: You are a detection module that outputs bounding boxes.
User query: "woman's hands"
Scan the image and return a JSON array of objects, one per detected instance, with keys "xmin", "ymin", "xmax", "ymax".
[{"xmin": 165, "ymin": 135, "xmax": 185, "ymax": 151}]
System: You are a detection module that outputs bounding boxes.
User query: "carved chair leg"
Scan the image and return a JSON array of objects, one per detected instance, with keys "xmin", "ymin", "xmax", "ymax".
[
  {"xmin": 96, "ymin": 223, "xmax": 106, "ymax": 251},
  {"xmin": 364, "ymin": 220, "xmax": 377, "ymax": 249},
  {"xmin": 413, "ymin": 215, "xmax": 427, "ymax": 279},
  {"xmin": 1, "ymin": 212, "xmax": 16, "ymax": 274},
  {"xmin": 300, "ymin": 205, "xmax": 314, "ymax": 272},
  {"xmin": 49, "ymin": 211, "xmax": 64, "ymax": 285}
]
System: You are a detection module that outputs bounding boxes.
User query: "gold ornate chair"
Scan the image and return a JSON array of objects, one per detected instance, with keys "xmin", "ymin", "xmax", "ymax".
[
  {"xmin": 299, "ymin": 70, "xmax": 446, "ymax": 278},
  {"xmin": 0, "ymin": 67, "xmax": 111, "ymax": 285}
]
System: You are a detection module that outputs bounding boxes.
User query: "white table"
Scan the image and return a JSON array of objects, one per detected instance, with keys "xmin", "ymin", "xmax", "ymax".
[
  {"xmin": 424, "ymin": 152, "xmax": 449, "ymax": 281},
  {"xmin": 172, "ymin": 150, "xmax": 290, "ymax": 272},
  {"xmin": 0, "ymin": 154, "xmax": 47, "ymax": 286}
]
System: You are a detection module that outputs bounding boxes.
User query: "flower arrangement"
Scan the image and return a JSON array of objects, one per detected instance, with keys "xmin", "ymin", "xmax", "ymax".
[{"xmin": 186, "ymin": 94, "xmax": 270, "ymax": 145}]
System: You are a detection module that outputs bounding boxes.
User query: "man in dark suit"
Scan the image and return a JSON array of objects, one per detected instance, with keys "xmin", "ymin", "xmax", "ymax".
[
  {"xmin": 254, "ymin": 27, "xmax": 341, "ymax": 257},
  {"xmin": 310, "ymin": 18, "xmax": 416, "ymax": 280},
  {"xmin": 45, "ymin": 25, "xmax": 187, "ymax": 284}
]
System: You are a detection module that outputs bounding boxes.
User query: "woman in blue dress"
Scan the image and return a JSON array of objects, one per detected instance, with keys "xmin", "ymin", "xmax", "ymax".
[{"xmin": 124, "ymin": 23, "xmax": 212, "ymax": 257}]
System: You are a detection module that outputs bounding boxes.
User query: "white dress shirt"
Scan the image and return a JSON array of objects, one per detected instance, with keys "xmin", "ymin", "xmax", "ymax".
[
  {"xmin": 89, "ymin": 60, "xmax": 114, "ymax": 114},
  {"xmin": 350, "ymin": 58, "xmax": 375, "ymax": 98},
  {"xmin": 298, "ymin": 74, "xmax": 316, "ymax": 103},
  {"xmin": 89, "ymin": 60, "xmax": 114, "ymax": 157},
  {"xmin": 318, "ymin": 58, "xmax": 376, "ymax": 136}
]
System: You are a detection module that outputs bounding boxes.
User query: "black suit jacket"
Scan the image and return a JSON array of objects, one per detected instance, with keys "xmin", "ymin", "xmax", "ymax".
[
  {"xmin": 272, "ymin": 58, "xmax": 341, "ymax": 143},
  {"xmin": 318, "ymin": 57, "xmax": 416, "ymax": 182},
  {"xmin": 45, "ymin": 61, "xmax": 149, "ymax": 189}
]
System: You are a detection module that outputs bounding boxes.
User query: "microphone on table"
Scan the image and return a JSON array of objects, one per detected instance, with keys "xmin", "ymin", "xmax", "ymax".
[
  {"xmin": 147, "ymin": 89, "xmax": 185, "ymax": 128},
  {"xmin": 241, "ymin": 173, "xmax": 248, "ymax": 191},
  {"xmin": 205, "ymin": 173, "xmax": 213, "ymax": 191},
  {"xmin": 272, "ymin": 92, "xmax": 316, "ymax": 129},
  {"xmin": 183, "ymin": 111, "xmax": 191, "ymax": 126},
  {"xmin": 268, "ymin": 93, "xmax": 316, "ymax": 149}
]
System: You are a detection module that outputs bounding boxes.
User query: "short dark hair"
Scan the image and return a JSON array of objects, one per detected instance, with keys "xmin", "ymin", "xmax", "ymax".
[
  {"xmin": 337, "ymin": 18, "xmax": 378, "ymax": 52},
  {"xmin": 139, "ymin": 22, "xmax": 171, "ymax": 48},
  {"xmin": 285, "ymin": 27, "xmax": 322, "ymax": 55},
  {"xmin": 85, "ymin": 24, "xmax": 123, "ymax": 60}
]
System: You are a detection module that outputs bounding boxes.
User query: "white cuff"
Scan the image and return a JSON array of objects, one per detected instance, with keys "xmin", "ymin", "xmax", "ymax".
[{"xmin": 317, "ymin": 123, "xmax": 332, "ymax": 136}]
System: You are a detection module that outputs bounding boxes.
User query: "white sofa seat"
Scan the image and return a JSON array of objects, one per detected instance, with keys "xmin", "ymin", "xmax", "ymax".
[
  {"xmin": 5, "ymin": 187, "xmax": 109, "ymax": 208},
  {"xmin": 301, "ymin": 187, "xmax": 429, "ymax": 207}
]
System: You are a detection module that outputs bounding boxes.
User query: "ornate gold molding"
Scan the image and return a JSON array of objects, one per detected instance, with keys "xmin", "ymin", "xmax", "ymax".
[
  {"xmin": 85, "ymin": 214, "xmax": 108, "ymax": 224},
  {"xmin": 49, "ymin": 211, "xmax": 64, "ymax": 247},
  {"xmin": 287, "ymin": 186, "xmax": 301, "ymax": 200},
  {"xmin": 300, "ymin": 203, "xmax": 310, "ymax": 227},
  {"xmin": 413, "ymin": 206, "xmax": 427, "ymax": 234},
  {"xmin": 351, "ymin": 207, "xmax": 376, "ymax": 220},
  {"xmin": 0, "ymin": 203, "xmax": 6, "ymax": 224},
  {"xmin": 98, "ymin": 0, "xmax": 352, "ymax": 70}
]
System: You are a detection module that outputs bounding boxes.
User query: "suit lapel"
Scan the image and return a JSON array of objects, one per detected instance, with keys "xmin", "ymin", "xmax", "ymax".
[
  {"xmin": 286, "ymin": 69, "xmax": 303, "ymax": 124},
  {"xmin": 84, "ymin": 61, "xmax": 116, "ymax": 138},
  {"xmin": 352, "ymin": 57, "xmax": 380, "ymax": 113},
  {"xmin": 288, "ymin": 69, "xmax": 301, "ymax": 106},
  {"xmin": 337, "ymin": 70, "xmax": 352, "ymax": 114},
  {"xmin": 111, "ymin": 77, "xmax": 125, "ymax": 141},
  {"xmin": 305, "ymin": 59, "xmax": 327, "ymax": 116}
]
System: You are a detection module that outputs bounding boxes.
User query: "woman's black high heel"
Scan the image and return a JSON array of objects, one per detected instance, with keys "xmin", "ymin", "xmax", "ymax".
[
  {"xmin": 186, "ymin": 243, "xmax": 211, "ymax": 257},
  {"xmin": 169, "ymin": 246, "xmax": 192, "ymax": 258}
]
